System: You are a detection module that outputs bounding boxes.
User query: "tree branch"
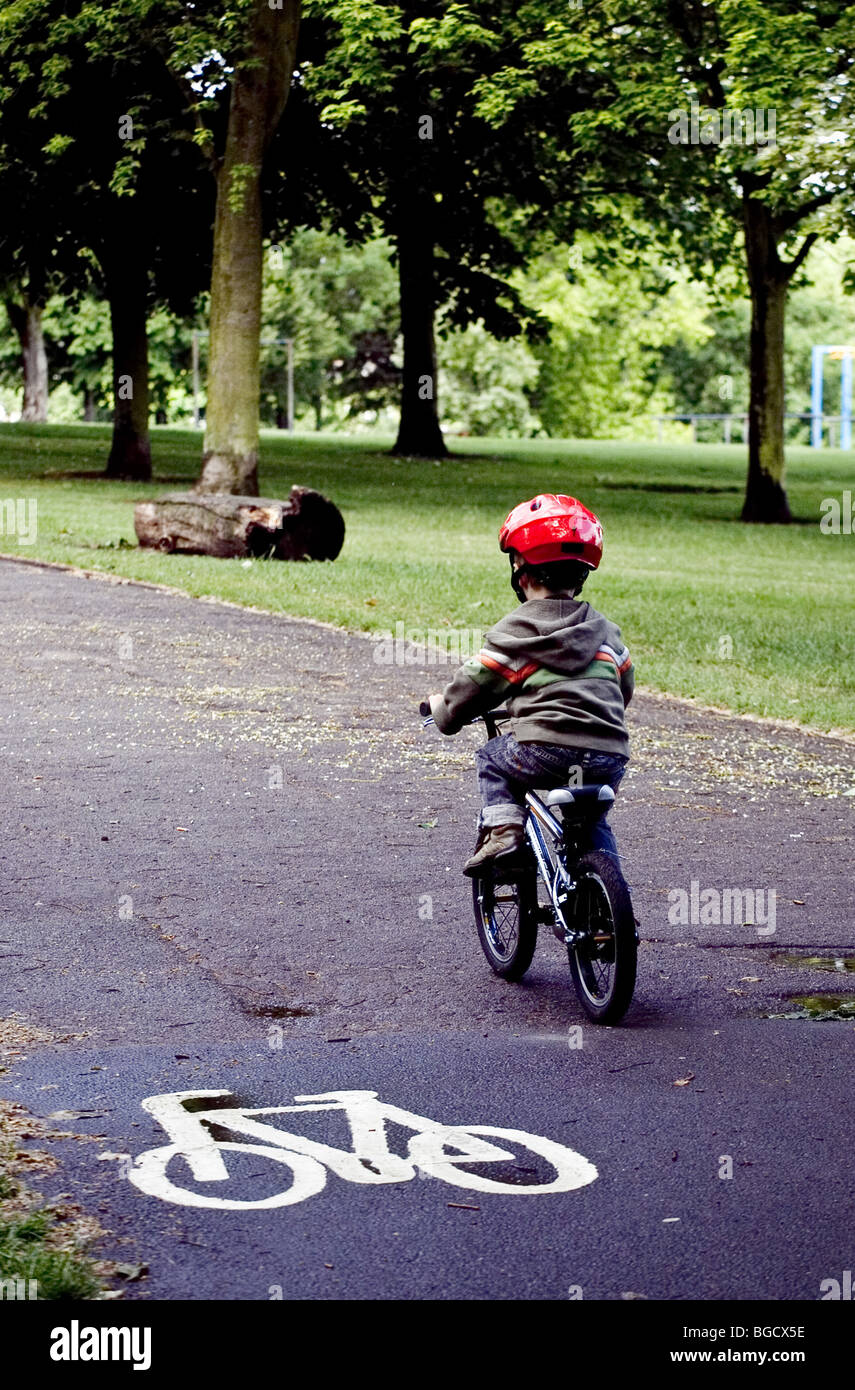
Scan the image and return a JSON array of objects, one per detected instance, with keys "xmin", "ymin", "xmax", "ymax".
[
  {"xmin": 159, "ymin": 52, "xmax": 220, "ymax": 176},
  {"xmin": 773, "ymin": 189, "xmax": 839, "ymax": 237},
  {"xmin": 780, "ymin": 231, "xmax": 818, "ymax": 282},
  {"xmin": 3, "ymin": 296, "xmax": 25, "ymax": 337},
  {"xmin": 244, "ymin": 0, "xmax": 302, "ymax": 158}
]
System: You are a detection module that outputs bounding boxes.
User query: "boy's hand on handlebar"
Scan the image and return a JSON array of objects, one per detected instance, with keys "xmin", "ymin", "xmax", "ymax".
[{"xmin": 419, "ymin": 695, "xmax": 443, "ymax": 729}]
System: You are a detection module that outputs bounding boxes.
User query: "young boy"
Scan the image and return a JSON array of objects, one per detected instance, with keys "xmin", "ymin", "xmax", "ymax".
[{"xmin": 426, "ymin": 493, "xmax": 633, "ymax": 876}]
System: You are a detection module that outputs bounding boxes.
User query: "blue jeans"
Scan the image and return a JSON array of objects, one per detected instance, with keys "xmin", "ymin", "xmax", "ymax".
[{"xmin": 475, "ymin": 735, "xmax": 628, "ymax": 864}]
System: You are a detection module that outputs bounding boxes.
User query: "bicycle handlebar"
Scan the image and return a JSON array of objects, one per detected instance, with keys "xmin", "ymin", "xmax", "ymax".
[{"xmin": 418, "ymin": 702, "xmax": 510, "ymax": 733}]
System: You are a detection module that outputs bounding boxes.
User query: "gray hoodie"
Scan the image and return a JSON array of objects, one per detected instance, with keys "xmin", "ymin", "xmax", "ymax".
[{"xmin": 431, "ymin": 597, "xmax": 634, "ymax": 754}]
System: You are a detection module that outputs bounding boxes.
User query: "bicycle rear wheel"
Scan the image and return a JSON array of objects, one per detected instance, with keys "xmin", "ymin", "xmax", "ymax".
[
  {"xmin": 472, "ymin": 864, "xmax": 538, "ymax": 981},
  {"xmin": 567, "ymin": 850, "xmax": 637, "ymax": 1023}
]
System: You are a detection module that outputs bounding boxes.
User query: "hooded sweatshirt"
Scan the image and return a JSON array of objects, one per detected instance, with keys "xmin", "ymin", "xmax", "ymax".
[{"xmin": 431, "ymin": 597, "xmax": 633, "ymax": 754}]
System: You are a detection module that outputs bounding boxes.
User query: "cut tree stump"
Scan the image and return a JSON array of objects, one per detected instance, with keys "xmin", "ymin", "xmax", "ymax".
[{"xmin": 133, "ymin": 487, "xmax": 345, "ymax": 561}]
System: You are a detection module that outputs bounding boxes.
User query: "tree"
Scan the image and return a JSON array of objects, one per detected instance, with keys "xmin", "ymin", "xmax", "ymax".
[
  {"xmin": 662, "ymin": 237, "xmax": 855, "ymax": 444},
  {"xmin": 0, "ymin": 0, "xmax": 215, "ymax": 478},
  {"xmin": 661, "ymin": 0, "xmax": 855, "ymax": 521},
  {"xmin": 261, "ymin": 229, "xmax": 400, "ymax": 429},
  {"xmin": 288, "ymin": 0, "xmax": 580, "ymax": 458},
  {"xmin": 463, "ymin": 0, "xmax": 855, "ymax": 519},
  {"xmin": 187, "ymin": 0, "xmax": 301, "ymax": 493},
  {"xmin": 1, "ymin": 0, "xmax": 302, "ymax": 490},
  {"xmin": 0, "ymin": 7, "xmax": 81, "ymax": 425},
  {"xmin": 43, "ymin": 293, "xmax": 134, "ymax": 423},
  {"xmin": 517, "ymin": 234, "xmax": 712, "ymax": 440},
  {"xmin": 3, "ymin": 281, "xmax": 49, "ymax": 422},
  {"xmin": 438, "ymin": 321, "xmax": 541, "ymax": 438}
]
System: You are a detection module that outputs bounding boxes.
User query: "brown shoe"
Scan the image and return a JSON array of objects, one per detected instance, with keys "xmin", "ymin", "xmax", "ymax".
[{"xmin": 463, "ymin": 824, "xmax": 524, "ymax": 877}]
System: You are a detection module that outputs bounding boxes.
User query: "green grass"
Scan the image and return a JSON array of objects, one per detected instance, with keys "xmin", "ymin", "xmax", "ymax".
[
  {"xmin": 0, "ymin": 422, "xmax": 853, "ymax": 731},
  {"xmin": 0, "ymin": 1136, "xmax": 104, "ymax": 1300},
  {"xmin": 0, "ymin": 1208, "xmax": 102, "ymax": 1300}
]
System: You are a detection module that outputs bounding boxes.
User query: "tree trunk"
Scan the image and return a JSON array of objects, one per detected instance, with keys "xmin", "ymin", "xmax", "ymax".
[
  {"xmin": 104, "ymin": 253, "xmax": 152, "ymax": 481},
  {"xmin": 196, "ymin": 0, "xmax": 301, "ymax": 495},
  {"xmin": 741, "ymin": 196, "xmax": 791, "ymax": 523},
  {"xmin": 393, "ymin": 193, "xmax": 448, "ymax": 459},
  {"xmin": 134, "ymin": 486, "xmax": 344, "ymax": 560},
  {"xmin": 82, "ymin": 387, "xmax": 97, "ymax": 422},
  {"xmin": 5, "ymin": 295, "xmax": 49, "ymax": 423}
]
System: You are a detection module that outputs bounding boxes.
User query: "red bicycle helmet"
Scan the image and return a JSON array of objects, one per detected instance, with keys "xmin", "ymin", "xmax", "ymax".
[{"xmin": 499, "ymin": 494, "xmax": 603, "ymax": 570}]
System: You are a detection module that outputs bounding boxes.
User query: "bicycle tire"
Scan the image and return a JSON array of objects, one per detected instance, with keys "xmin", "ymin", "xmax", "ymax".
[
  {"xmin": 472, "ymin": 864, "xmax": 539, "ymax": 981},
  {"xmin": 567, "ymin": 850, "xmax": 637, "ymax": 1023}
]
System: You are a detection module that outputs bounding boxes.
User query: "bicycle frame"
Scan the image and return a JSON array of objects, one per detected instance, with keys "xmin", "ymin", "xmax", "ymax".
[
  {"xmin": 522, "ymin": 791, "xmax": 582, "ymax": 944},
  {"xmin": 421, "ymin": 706, "xmax": 598, "ymax": 946},
  {"xmin": 479, "ymin": 708, "xmax": 588, "ymax": 947},
  {"xmin": 421, "ymin": 700, "xmax": 636, "ymax": 1022}
]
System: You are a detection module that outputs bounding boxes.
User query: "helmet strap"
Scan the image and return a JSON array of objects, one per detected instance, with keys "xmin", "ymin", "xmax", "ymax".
[{"xmin": 510, "ymin": 554, "xmax": 528, "ymax": 603}]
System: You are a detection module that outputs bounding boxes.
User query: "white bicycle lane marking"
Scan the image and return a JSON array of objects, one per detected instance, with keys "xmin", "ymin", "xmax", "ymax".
[{"xmin": 116, "ymin": 1089, "xmax": 599, "ymax": 1210}]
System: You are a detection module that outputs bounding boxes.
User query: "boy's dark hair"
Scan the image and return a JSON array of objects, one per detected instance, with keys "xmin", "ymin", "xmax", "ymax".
[
  {"xmin": 530, "ymin": 559, "xmax": 590, "ymax": 593},
  {"xmin": 510, "ymin": 551, "xmax": 590, "ymax": 600}
]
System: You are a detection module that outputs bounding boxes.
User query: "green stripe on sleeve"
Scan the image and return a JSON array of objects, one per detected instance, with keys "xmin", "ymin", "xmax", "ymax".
[{"xmin": 521, "ymin": 660, "xmax": 619, "ymax": 690}]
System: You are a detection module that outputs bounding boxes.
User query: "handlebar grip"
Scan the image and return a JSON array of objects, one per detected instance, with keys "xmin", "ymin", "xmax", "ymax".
[{"xmin": 418, "ymin": 700, "xmax": 432, "ymax": 717}]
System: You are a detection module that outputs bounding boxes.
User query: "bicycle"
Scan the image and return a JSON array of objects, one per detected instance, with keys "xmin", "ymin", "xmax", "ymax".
[{"xmin": 421, "ymin": 704, "xmax": 638, "ymax": 1024}]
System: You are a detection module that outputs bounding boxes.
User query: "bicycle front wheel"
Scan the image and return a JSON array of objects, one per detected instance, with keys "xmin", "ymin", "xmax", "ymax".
[
  {"xmin": 472, "ymin": 865, "xmax": 538, "ymax": 981},
  {"xmin": 567, "ymin": 850, "xmax": 637, "ymax": 1023}
]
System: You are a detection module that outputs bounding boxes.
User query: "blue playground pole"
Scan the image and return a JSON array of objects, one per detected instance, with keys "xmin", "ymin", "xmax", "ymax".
[
  {"xmin": 811, "ymin": 344, "xmax": 825, "ymax": 448},
  {"xmin": 842, "ymin": 354, "xmax": 852, "ymax": 450}
]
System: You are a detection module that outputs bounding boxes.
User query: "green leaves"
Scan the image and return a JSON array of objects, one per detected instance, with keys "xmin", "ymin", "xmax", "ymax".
[
  {"xmin": 226, "ymin": 160, "xmax": 258, "ymax": 214},
  {"xmin": 470, "ymin": 68, "xmax": 539, "ymax": 125},
  {"xmin": 41, "ymin": 133, "xmax": 74, "ymax": 160},
  {"xmin": 303, "ymin": 0, "xmax": 406, "ymax": 102},
  {"xmin": 409, "ymin": 3, "xmax": 502, "ymax": 60},
  {"xmin": 317, "ymin": 98, "xmax": 368, "ymax": 126}
]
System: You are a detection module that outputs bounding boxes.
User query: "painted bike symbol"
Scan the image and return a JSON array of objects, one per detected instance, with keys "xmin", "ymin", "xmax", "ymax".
[{"xmin": 127, "ymin": 1089, "xmax": 598, "ymax": 1210}]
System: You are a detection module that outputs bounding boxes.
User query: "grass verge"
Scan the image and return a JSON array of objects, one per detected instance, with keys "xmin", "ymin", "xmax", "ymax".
[
  {"xmin": 1, "ymin": 1018, "xmax": 113, "ymax": 1300},
  {"xmin": 0, "ymin": 423, "xmax": 852, "ymax": 732}
]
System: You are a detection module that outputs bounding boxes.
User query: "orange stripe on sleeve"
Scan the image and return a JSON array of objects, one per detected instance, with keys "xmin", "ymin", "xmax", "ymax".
[{"xmin": 478, "ymin": 652, "xmax": 540, "ymax": 685}]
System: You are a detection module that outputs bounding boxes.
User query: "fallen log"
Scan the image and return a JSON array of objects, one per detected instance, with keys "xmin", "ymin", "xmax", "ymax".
[{"xmin": 133, "ymin": 487, "xmax": 345, "ymax": 561}]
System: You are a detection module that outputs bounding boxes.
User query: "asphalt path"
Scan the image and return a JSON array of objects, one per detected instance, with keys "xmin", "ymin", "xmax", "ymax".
[{"xmin": 2, "ymin": 557, "xmax": 854, "ymax": 1301}]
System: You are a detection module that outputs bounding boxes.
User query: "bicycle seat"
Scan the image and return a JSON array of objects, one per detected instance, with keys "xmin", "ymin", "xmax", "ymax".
[{"xmin": 542, "ymin": 784, "xmax": 615, "ymax": 814}]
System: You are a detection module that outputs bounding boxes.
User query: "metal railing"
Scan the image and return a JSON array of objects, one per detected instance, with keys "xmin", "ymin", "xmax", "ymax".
[{"xmin": 651, "ymin": 412, "xmax": 851, "ymax": 447}]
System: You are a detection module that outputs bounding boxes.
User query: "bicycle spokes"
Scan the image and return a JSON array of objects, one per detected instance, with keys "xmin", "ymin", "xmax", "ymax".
[
  {"xmin": 574, "ymin": 878, "xmax": 617, "ymax": 998},
  {"xmin": 482, "ymin": 883, "xmax": 521, "ymax": 959}
]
